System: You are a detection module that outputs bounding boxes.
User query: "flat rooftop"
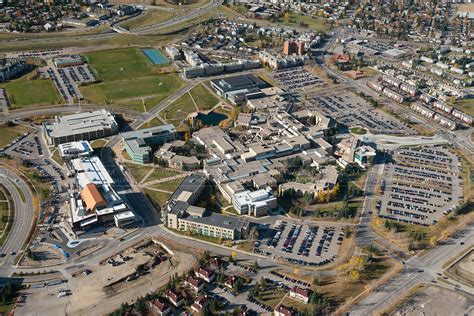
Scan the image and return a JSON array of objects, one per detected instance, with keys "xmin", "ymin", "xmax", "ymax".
[
  {"xmin": 44, "ymin": 109, "xmax": 118, "ymax": 139},
  {"xmin": 72, "ymin": 155, "xmax": 114, "ymax": 189}
]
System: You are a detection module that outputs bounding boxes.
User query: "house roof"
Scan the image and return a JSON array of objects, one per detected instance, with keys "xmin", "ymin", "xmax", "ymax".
[{"xmin": 291, "ymin": 286, "xmax": 312, "ymax": 298}]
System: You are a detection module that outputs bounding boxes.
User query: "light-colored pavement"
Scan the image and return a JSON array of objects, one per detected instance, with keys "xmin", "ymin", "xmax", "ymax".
[
  {"xmin": 0, "ymin": 167, "xmax": 35, "ymax": 281},
  {"xmin": 350, "ymin": 223, "xmax": 474, "ymax": 315}
]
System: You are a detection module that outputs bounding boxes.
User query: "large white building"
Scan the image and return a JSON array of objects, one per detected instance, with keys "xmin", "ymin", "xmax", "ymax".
[
  {"xmin": 232, "ymin": 189, "xmax": 277, "ymax": 217},
  {"xmin": 68, "ymin": 155, "xmax": 134, "ymax": 231},
  {"xmin": 44, "ymin": 109, "xmax": 118, "ymax": 145},
  {"xmin": 58, "ymin": 141, "xmax": 94, "ymax": 160}
]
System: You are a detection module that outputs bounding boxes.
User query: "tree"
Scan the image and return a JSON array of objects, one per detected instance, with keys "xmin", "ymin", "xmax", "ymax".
[
  {"xmin": 233, "ymin": 277, "xmax": 243, "ymax": 292},
  {"xmin": 312, "ymin": 275, "xmax": 319, "ymax": 286},
  {"xmin": 251, "ymin": 260, "xmax": 260, "ymax": 270},
  {"xmin": 218, "ymin": 271, "xmax": 226, "ymax": 283},
  {"xmin": 344, "ymin": 226, "xmax": 352, "ymax": 238},
  {"xmin": 349, "ymin": 270, "xmax": 361, "ymax": 282},
  {"xmin": 429, "ymin": 236, "xmax": 438, "ymax": 246}
]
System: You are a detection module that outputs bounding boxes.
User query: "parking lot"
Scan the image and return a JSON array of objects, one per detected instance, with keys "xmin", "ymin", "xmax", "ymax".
[
  {"xmin": 2, "ymin": 125, "xmax": 75, "ymax": 212},
  {"xmin": 273, "ymin": 67, "xmax": 326, "ymax": 91},
  {"xmin": 45, "ymin": 64, "xmax": 95, "ymax": 103},
  {"xmin": 308, "ymin": 91, "xmax": 414, "ymax": 134},
  {"xmin": 378, "ymin": 146, "xmax": 462, "ymax": 226},
  {"xmin": 255, "ymin": 221, "xmax": 345, "ymax": 267}
]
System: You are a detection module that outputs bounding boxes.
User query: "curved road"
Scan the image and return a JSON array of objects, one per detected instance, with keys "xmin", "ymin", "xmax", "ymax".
[
  {"xmin": 0, "ymin": 167, "xmax": 35, "ymax": 281},
  {"xmin": 0, "ymin": 0, "xmax": 223, "ymax": 49}
]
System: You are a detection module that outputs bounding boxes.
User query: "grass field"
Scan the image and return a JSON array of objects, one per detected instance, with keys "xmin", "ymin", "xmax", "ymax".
[
  {"xmin": 0, "ymin": 79, "xmax": 60, "ymax": 109},
  {"xmin": 81, "ymin": 74, "xmax": 182, "ymax": 103},
  {"xmin": 84, "ymin": 47, "xmax": 159, "ymax": 81},
  {"xmin": 0, "ymin": 125, "xmax": 31, "ymax": 148},
  {"xmin": 120, "ymin": 9, "xmax": 175, "ymax": 30},
  {"xmin": 160, "ymin": 92, "xmax": 196, "ymax": 126},
  {"xmin": 81, "ymin": 48, "xmax": 184, "ymax": 110},
  {"xmin": 452, "ymin": 98, "xmax": 474, "ymax": 117},
  {"xmin": 144, "ymin": 189, "xmax": 171, "ymax": 208},
  {"xmin": 151, "ymin": 178, "xmax": 184, "ymax": 192},
  {"xmin": 140, "ymin": 116, "xmax": 165, "ymax": 129},
  {"xmin": 124, "ymin": 163, "xmax": 153, "ymax": 183},
  {"xmin": 350, "ymin": 127, "xmax": 367, "ymax": 135},
  {"xmin": 189, "ymin": 83, "xmax": 219, "ymax": 111},
  {"xmin": 145, "ymin": 166, "xmax": 182, "ymax": 182},
  {"xmin": 276, "ymin": 12, "xmax": 331, "ymax": 32}
]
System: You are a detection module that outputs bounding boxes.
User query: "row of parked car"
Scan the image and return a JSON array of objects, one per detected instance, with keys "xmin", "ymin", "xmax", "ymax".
[{"xmin": 270, "ymin": 271, "xmax": 310, "ymax": 287}]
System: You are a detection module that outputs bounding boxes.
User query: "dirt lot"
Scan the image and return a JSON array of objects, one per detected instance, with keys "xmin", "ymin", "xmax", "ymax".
[
  {"xmin": 66, "ymin": 240, "xmax": 197, "ymax": 315},
  {"xmin": 391, "ymin": 286, "xmax": 474, "ymax": 316},
  {"xmin": 23, "ymin": 243, "xmax": 65, "ymax": 266}
]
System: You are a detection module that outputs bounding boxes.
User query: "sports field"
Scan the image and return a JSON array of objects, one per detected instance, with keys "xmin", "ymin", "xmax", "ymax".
[
  {"xmin": 81, "ymin": 47, "xmax": 185, "ymax": 111},
  {"xmin": 81, "ymin": 73, "xmax": 182, "ymax": 102},
  {"xmin": 1, "ymin": 79, "xmax": 60, "ymax": 109},
  {"xmin": 84, "ymin": 47, "xmax": 159, "ymax": 81}
]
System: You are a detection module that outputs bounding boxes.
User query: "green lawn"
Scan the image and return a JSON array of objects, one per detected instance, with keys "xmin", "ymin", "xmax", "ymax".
[
  {"xmin": 1, "ymin": 79, "xmax": 60, "ymax": 109},
  {"xmin": 276, "ymin": 12, "xmax": 331, "ymax": 32},
  {"xmin": 145, "ymin": 166, "xmax": 183, "ymax": 182},
  {"xmin": 189, "ymin": 84, "xmax": 219, "ymax": 111},
  {"xmin": 351, "ymin": 127, "xmax": 367, "ymax": 135},
  {"xmin": 140, "ymin": 116, "xmax": 165, "ymax": 129},
  {"xmin": 124, "ymin": 163, "xmax": 153, "ymax": 182},
  {"xmin": 144, "ymin": 189, "xmax": 171, "ymax": 207},
  {"xmin": 81, "ymin": 73, "xmax": 182, "ymax": 103},
  {"xmin": 161, "ymin": 92, "xmax": 196, "ymax": 126},
  {"xmin": 152, "ymin": 178, "xmax": 184, "ymax": 192},
  {"xmin": 83, "ymin": 47, "xmax": 158, "ymax": 82},
  {"xmin": 452, "ymin": 98, "xmax": 474, "ymax": 117},
  {"xmin": 120, "ymin": 9, "xmax": 176, "ymax": 30},
  {"xmin": 0, "ymin": 125, "xmax": 29, "ymax": 148}
]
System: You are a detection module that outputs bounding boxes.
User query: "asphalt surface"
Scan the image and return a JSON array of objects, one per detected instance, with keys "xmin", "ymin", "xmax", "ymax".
[
  {"xmin": 0, "ymin": 167, "xmax": 35, "ymax": 280},
  {"xmin": 350, "ymin": 223, "xmax": 474, "ymax": 315}
]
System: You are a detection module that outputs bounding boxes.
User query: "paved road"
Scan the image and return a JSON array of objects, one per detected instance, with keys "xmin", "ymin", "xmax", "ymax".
[
  {"xmin": 350, "ymin": 223, "xmax": 474, "ymax": 315},
  {"xmin": 114, "ymin": 0, "xmax": 223, "ymax": 35},
  {"xmin": 0, "ymin": 0, "xmax": 223, "ymax": 50},
  {"xmin": 0, "ymin": 167, "xmax": 35, "ymax": 280}
]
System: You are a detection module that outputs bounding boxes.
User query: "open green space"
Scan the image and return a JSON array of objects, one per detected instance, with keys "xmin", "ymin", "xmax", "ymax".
[
  {"xmin": 151, "ymin": 178, "xmax": 184, "ymax": 192},
  {"xmin": 120, "ymin": 9, "xmax": 175, "ymax": 30},
  {"xmin": 50, "ymin": 150, "xmax": 62, "ymax": 165},
  {"xmin": 124, "ymin": 163, "xmax": 153, "ymax": 183},
  {"xmin": 145, "ymin": 166, "xmax": 183, "ymax": 182},
  {"xmin": 0, "ymin": 201, "xmax": 8, "ymax": 231},
  {"xmin": 83, "ymin": 47, "xmax": 159, "ymax": 81},
  {"xmin": 350, "ymin": 127, "xmax": 367, "ymax": 135},
  {"xmin": 0, "ymin": 125, "xmax": 30, "ymax": 148},
  {"xmin": 0, "ymin": 79, "xmax": 60, "ymax": 109},
  {"xmin": 160, "ymin": 92, "xmax": 196, "ymax": 126},
  {"xmin": 81, "ymin": 73, "xmax": 184, "ymax": 112},
  {"xmin": 276, "ymin": 12, "xmax": 331, "ymax": 32},
  {"xmin": 189, "ymin": 83, "xmax": 219, "ymax": 111},
  {"xmin": 144, "ymin": 189, "xmax": 171, "ymax": 208},
  {"xmin": 452, "ymin": 98, "xmax": 474, "ymax": 117},
  {"xmin": 140, "ymin": 116, "xmax": 165, "ymax": 129}
]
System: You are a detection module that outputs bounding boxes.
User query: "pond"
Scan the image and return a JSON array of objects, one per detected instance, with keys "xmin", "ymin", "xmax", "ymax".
[{"xmin": 196, "ymin": 111, "xmax": 228, "ymax": 126}]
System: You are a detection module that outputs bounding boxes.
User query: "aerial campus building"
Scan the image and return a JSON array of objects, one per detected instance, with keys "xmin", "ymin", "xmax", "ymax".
[
  {"xmin": 0, "ymin": 58, "xmax": 31, "ymax": 82},
  {"xmin": 120, "ymin": 125, "xmax": 176, "ymax": 164},
  {"xmin": 210, "ymin": 74, "xmax": 270, "ymax": 105},
  {"xmin": 67, "ymin": 154, "xmax": 135, "ymax": 232},
  {"xmin": 43, "ymin": 109, "xmax": 119, "ymax": 146},
  {"xmin": 58, "ymin": 140, "xmax": 94, "ymax": 160},
  {"xmin": 165, "ymin": 174, "xmax": 252, "ymax": 240}
]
